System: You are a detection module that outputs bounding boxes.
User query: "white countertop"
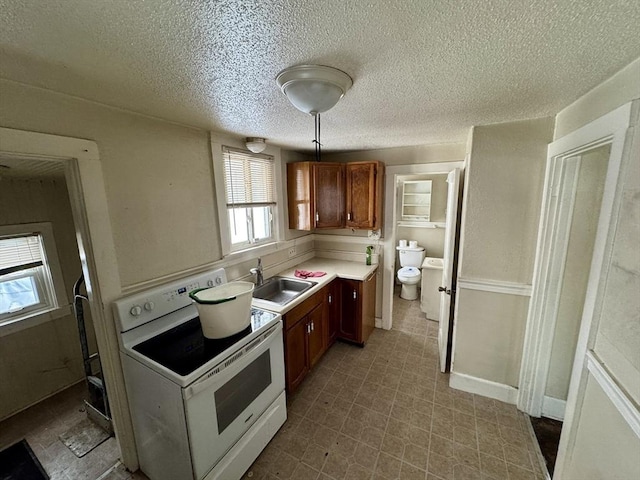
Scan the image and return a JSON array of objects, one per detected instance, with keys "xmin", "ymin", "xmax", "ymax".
[{"xmin": 251, "ymin": 259, "xmax": 378, "ymax": 315}]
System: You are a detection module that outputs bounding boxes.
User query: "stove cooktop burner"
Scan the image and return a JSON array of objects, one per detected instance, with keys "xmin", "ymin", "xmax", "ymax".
[{"xmin": 132, "ymin": 308, "xmax": 278, "ymax": 376}]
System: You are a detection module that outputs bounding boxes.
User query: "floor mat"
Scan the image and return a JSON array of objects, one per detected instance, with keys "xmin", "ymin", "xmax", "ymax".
[
  {"xmin": 59, "ymin": 417, "xmax": 110, "ymax": 458},
  {"xmin": 0, "ymin": 439, "xmax": 49, "ymax": 480},
  {"xmin": 530, "ymin": 416, "xmax": 563, "ymax": 476}
]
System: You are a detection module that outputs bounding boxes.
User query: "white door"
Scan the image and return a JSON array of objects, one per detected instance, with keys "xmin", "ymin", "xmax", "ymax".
[{"xmin": 438, "ymin": 168, "xmax": 461, "ymax": 372}]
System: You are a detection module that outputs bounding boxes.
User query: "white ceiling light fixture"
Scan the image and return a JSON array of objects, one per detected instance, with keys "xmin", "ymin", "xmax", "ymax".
[
  {"xmin": 276, "ymin": 65, "xmax": 353, "ymax": 116},
  {"xmin": 245, "ymin": 137, "xmax": 267, "ymax": 153}
]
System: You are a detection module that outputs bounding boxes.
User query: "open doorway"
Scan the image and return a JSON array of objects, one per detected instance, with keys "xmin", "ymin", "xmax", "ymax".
[
  {"xmin": 381, "ymin": 161, "xmax": 464, "ymax": 372},
  {"xmin": 0, "ymin": 155, "xmax": 117, "ymax": 477},
  {"xmin": 519, "ymin": 101, "xmax": 638, "ymax": 478},
  {"xmin": 0, "ymin": 127, "xmax": 136, "ymax": 475}
]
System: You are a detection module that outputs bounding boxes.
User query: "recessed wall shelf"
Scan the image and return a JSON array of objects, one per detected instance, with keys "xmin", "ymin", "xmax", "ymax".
[
  {"xmin": 401, "ymin": 180, "xmax": 432, "ymax": 222},
  {"xmin": 397, "ymin": 222, "xmax": 446, "ymax": 229}
]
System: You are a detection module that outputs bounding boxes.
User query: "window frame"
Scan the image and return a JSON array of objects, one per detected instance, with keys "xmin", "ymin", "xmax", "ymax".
[
  {"xmin": 211, "ymin": 135, "xmax": 286, "ymax": 257},
  {"xmin": 0, "ymin": 222, "xmax": 68, "ymax": 328}
]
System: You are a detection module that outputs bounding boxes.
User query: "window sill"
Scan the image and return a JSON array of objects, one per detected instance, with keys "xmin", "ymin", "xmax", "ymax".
[{"xmin": 0, "ymin": 304, "xmax": 74, "ymax": 338}]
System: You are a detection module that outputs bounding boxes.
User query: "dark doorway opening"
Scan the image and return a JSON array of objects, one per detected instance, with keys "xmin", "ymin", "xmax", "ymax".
[{"xmin": 530, "ymin": 416, "xmax": 563, "ymax": 476}]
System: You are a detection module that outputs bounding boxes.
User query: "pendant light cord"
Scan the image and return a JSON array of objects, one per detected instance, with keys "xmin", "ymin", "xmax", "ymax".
[{"xmin": 313, "ymin": 113, "xmax": 322, "ymax": 162}]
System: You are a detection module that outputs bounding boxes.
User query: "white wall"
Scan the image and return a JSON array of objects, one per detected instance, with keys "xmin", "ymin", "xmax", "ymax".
[
  {"xmin": 554, "ymin": 57, "xmax": 640, "ymax": 140},
  {"xmin": 564, "ymin": 375, "xmax": 640, "ymax": 478},
  {"xmin": 0, "ymin": 80, "xmax": 220, "ymax": 289},
  {"xmin": 0, "ymin": 177, "xmax": 94, "ymax": 419},
  {"xmin": 453, "ymin": 117, "xmax": 555, "ymax": 388},
  {"xmin": 552, "ymin": 59, "xmax": 640, "ymax": 479}
]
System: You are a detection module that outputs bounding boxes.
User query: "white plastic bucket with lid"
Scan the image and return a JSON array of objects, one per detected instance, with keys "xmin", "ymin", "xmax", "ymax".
[{"xmin": 189, "ymin": 281, "xmax": 255, "ymax": 339}]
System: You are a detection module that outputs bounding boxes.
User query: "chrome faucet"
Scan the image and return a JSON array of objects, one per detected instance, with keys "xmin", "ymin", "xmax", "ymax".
[{"xmin": 250, "ymin": 258, "xmax": 264, "ymax": 286}]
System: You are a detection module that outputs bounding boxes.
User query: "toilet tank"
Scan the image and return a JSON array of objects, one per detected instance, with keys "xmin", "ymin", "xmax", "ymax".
[{"xmin": 397, "ymin": 246, "xmax": 425, "ymax": 267}]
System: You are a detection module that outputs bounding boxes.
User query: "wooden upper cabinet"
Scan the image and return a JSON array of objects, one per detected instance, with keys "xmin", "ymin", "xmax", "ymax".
[
  {"xmin": 314, "ymin": 163, "xmax": 344, "ymax": 228},
  {"xmin": 345, "ymin": 161, "xmax": 384, "ymax": 230},
  {"xmin": 287, "ymin": 161, "xmax": 344, "ymax": 230},
  {"xmin": 287, "ymin": 162, "xmax": 314, "ymax": 231},
  {"xmin": 288, "ymin": 160, "xmax": 383, "ymax": 231}
]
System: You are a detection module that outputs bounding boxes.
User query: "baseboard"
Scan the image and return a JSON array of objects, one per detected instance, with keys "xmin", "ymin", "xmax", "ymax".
[
  {"xmin": 449, "ymin": 372, "xmax": 518, "ymax": 404},
  {"xmin": 542, "ymin": 396, "xmax": 566, "ymax": 421}
]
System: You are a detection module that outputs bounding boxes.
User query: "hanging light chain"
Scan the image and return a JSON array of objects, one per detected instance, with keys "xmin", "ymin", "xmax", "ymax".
[{"xmin": 312, "ymin": 113, "xmax": 322, "ymax": 162}]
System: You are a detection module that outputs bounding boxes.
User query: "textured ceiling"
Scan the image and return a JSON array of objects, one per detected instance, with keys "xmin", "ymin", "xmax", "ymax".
[{"xmin": 0, "ymin": 0, "xmax": 639, "ymax": 152}]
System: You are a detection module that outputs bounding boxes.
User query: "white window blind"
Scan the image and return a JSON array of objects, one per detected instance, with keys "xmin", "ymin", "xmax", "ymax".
[
  {"xmin": 223, "ymin": 147, "xmax": 276, "ymax": 207},
  {"xmin": 0, "ymin": 234, "xmax": 44, "ymax": 275}
]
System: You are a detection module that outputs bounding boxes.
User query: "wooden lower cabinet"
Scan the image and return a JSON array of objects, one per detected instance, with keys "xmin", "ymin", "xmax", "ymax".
[
  {"xmin": 307, "ymin": 303, "xmax": 325, "ymax": 368},
  {"xmin": 338, "ymin": 272, "xmax": 376, "ymax": 346},
  {"xmin": 283, "ymin": 287, "xmax": 329, "ymax": 394},
  {"xmin": 283, "ymin": 273, "xmax": 377, "ymax": 394},
  {"xmin": 284, "ymin": 318, "xmax": 309, "ymax": 393},
  {"xmin": 326, "ymin": 279, "xmax": 340, "ymax": 346}
]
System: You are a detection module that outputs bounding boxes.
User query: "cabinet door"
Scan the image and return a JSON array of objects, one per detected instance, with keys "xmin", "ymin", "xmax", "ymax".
[
  {"xmin": 339, "ymin": 279, "xmax": 361, "ymax": 343},
  {"xmin": 361, "ymin": 271, "xmax": 376, "ymax": 344},
  {"xmin": 284, "ymin": 318, "xmax": 309, "ymax": 393},
  {"xmin": 345, "ymin": 162, "xmax": 377, "ymax": 229},
  {"xmin": 287, "ymin": 162, "xmax": 314, "ymax": 231},
  {"xmin": 327, "ymin": 280, "xmax": 340, "ymax": 346},
  {"xmin": 307, "ymin": 303, "xmax": 325, "ymax": 368},
  {"xmin": 313, "ymin": 163, "xmax": 344, "ymax": 228}
]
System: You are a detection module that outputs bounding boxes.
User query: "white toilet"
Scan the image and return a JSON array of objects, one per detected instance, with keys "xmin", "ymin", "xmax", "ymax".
[{"xmin": 396, "ymin": 244, "xmax": 426, "ymax": 300}]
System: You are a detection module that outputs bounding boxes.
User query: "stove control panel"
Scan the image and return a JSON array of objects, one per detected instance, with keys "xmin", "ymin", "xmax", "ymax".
[{"xmin": 114, "ymin": 268, "xmax": 228, "ymax": 333}]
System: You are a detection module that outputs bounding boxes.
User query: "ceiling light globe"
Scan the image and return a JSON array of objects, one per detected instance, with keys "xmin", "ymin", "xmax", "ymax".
[
  {"xmin": 276, "ymin": 65, "xmax": 353, "ymax": 115},
  {"xmin": 245, "ymin": 137, "xmax": 267, "ymax": 153}
]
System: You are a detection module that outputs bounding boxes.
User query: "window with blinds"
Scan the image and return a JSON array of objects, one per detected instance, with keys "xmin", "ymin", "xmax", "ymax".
[
  {"xmin": 0, "ymin": 233, "xmax": 55, "ymax": 321},
  {"xmin": 222, "ymin": 147, "xmax": 276, "ymax": 250}
]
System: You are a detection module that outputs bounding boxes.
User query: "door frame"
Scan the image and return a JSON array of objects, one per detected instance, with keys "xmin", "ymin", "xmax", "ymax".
[
  {"xmin": 518, "ymin": 102, "xmax": 637, "ymax": 420},
  {"xmin": 0, "ymin": 127, "xmax": 138, "ymax": 469},
  {"xmin": 381, "ymin": 161, "xmax": 465, "ymax": 329},
  {"xmin": 438, "ymin": 168, "xmax": 461, "ymax": 372}
]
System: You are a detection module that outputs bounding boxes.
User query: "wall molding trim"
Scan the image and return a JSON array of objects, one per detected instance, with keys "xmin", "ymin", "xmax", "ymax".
[
  {"xmin": 457, "ymin": 277, "xmax": 532, "ymax": 297},
  {"xmin": 587, "ymin": 352, "xmax": 640, "ymax": 439},
  {"xmin": 542, "ymin": 396, "xmax": 566, "ymax": 421},
  {"xmin": 449, "ymin": 372, "xmax": 518, "ymax": 404}
]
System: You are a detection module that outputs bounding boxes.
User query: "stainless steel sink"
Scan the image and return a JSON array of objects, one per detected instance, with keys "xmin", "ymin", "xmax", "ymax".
[{"xmin": 252, "ymin": 276, "xmax": 316, "ymax": 306}]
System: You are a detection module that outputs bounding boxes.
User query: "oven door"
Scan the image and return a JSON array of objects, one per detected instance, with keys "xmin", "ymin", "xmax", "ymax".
[{"xmin": 182, "ymin": 321, "xmax": 285, "ymax": 480}]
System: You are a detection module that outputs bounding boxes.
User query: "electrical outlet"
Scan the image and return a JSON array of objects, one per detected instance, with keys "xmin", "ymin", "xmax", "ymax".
[
  {"xmin": 368, "ymin": 229, "xmax": 381, "ymax": 240},
  {"xmin": 288, "ymin": 246, "xmax": 296, "ymax": 258}
]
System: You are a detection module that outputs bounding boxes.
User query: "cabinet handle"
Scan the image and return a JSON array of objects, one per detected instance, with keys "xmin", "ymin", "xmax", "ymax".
[
  {"xmin": 328, "ymin": 294, "xmax": 332, "ymax": 304},
  {"xmin": 353, "ymin": 290, "xmax": 357, "ymax": 300},
  {"xmin": 347, "ymin": 212, "xmax": 352, "ymax": 221},
  {"xmin": 311, "ymin": 321, "xmax": 314, "ymax": 332},
  {"xmin": 315, "ymin": 212, "xmax": 319, "ymax": 222}
]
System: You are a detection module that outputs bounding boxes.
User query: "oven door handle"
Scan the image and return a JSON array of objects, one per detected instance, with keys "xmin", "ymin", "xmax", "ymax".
[{"xmin": 183, "ymin": 323, "xmax": 281, "ymax": 400}]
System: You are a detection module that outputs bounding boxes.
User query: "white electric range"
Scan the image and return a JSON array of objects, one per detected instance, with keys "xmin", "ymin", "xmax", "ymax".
[{"xmin": 113, "ymin": 268, "xmax": 286, "ymax": 480}]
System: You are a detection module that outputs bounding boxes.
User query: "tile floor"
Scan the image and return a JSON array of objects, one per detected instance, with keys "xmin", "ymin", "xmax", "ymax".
[
  {"xmin": 244, "ymin": 294, "xmax": 547, "ymax": 480},
  {"xmin": 0, "ymin": 382, "xmax": 147, "ymax": 480},
  {"xmin": 1, "ymin": 294, "xmax": 546, "ymax": 480}
]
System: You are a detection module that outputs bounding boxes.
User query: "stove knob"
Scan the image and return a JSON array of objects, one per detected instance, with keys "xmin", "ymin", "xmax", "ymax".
[
  {"xmin": 215, "ymin": 277, "xmax": 223, "ymax": 285},
  {"xmin": 207, "ymin": 280, "xmax": 214, "ymax": 287},
  {"xmin": 130, "ymin": 305, "xmax": 143, "ymax": 317},
  {"xmin": 144, "ymin": 301, "xmax": 155, "ymax": 311}
]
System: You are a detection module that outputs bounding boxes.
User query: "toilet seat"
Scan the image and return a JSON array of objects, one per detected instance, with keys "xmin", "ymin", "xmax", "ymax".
[{"xmin": 398, "ymin": 266, "xmax": 420, "ymax": 278}]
